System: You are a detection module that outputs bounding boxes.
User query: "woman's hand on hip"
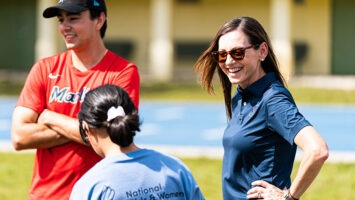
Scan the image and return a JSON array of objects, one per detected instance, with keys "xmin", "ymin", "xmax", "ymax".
[{"xmin": 247, "ymin": 180, "xmax": 284, "ymax": 199}]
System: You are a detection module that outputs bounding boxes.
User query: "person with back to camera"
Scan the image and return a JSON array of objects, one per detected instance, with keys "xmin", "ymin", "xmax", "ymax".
[
  {"xmin": 10, "ymin": 0, "xmax": 140, "ymax": 199},
  {"xmin": 194, "ymin": 16, "xmax": 329, "ymax": 199},
  {"xmin": 69, "ymin": 84, "xmax": 205, "ymax": 200}
]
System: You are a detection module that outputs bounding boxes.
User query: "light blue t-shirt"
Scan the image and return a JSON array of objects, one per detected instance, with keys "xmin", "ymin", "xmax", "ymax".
[{"xmin": 70, "ymin": 148, "xmax": 205, "ymax": 200}]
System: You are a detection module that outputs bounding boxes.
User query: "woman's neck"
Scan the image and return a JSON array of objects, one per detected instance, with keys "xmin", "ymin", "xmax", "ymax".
[{"xmin": 104, "ymin": 142, "xmax": 140, "ymax": 157}]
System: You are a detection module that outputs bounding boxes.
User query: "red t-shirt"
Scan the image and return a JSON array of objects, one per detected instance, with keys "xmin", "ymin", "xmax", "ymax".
[{"xmin": 16, "ymin": 50, "xmax": 140, "ymax": 200}]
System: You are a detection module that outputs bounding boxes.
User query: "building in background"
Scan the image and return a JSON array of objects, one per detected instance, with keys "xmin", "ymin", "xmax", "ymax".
[{"xmin": 0, "ymin": 0, "xmax": 354, "ymax": 83}]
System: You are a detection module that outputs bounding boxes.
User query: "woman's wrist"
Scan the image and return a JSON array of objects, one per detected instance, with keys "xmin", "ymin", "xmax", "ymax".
[
  {"xmin": 282, "ymin": 189, "xmax": 299, "ymax": 200},
  {"xmin": 289, "ymin": 190, "xmax": 299, "ymax": 200}
]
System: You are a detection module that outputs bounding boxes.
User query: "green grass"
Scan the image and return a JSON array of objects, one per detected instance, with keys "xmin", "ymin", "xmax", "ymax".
[
  {"xmin": 0, "ymin": 153, "xmax": 34, "ymax": 200},
  {"xmin": 0, "ymin": 81, "xmax": 23, "ymax": 96},
  {"xmin": 293, "ymin": 162, "xmax": 355, "ymax": 199},
  {"xmin": 1, "ymin": 81, "xmax": 355, "ymax": 104},
  {"xmin": 290, "ymin": 87, "xmax": 355, "ymax": 105},
  {"xmin": 0, "ymin": 153, "xmax": 354, "ymax": 199},
  {"xmin": 141, "ymin": 83, "xmax": 355, "ymax": 105}
]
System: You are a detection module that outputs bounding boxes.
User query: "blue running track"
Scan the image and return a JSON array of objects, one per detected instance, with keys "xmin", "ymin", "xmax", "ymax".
[{"xmin": 1, "ymin": 98, "xmax": 354, "ymax": 152}]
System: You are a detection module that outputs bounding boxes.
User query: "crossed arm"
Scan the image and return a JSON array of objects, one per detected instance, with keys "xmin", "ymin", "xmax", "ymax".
[{"xmin": 11, "ymin": 106, "xmax": 85, "ymax": 150}]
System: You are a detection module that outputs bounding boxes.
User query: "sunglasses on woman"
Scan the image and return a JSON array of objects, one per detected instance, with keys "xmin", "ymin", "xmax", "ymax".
[{"xmin": 211, "ymin": 45, "xmax": 254, "ymax": 63}]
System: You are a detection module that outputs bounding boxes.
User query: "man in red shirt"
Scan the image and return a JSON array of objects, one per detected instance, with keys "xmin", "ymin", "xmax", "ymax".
[{"xmin": 11, "ymin": 0, "xmax": 140, "ymax": 199}]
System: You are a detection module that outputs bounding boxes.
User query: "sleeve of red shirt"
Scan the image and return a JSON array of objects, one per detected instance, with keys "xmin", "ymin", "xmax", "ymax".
[
  {"xmin": 16, "ymin": 60, "xmax": 49, "ymax": 114},
  {"xmin": 113, "ymin": 63, "xmax": 140, "ymax": 109}
]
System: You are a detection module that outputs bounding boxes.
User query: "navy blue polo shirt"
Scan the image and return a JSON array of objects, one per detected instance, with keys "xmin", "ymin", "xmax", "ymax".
[{"xmin": 222, "ymin": 72, "xmax": 311, "ymax": 199}]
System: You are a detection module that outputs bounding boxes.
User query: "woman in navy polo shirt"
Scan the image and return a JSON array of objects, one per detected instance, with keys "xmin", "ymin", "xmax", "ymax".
[{"xmin": 194, "ymin": 16, "xmax": 329, "ymax": 200}]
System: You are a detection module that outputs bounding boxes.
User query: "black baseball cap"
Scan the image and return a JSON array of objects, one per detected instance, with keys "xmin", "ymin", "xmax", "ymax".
[{"xmin": 43, "ymin": 0, "xmax": 107, "ymax": 18}]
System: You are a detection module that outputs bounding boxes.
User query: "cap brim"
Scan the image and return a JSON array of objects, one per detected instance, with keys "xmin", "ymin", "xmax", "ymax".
[{"xmin": 43, "ymin": 4, "xmax": 88, "ymax": 18}]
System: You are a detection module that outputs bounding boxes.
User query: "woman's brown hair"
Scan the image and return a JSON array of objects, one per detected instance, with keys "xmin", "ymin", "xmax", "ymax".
[{"xmin": 194, "ymin": 16, "xmax": 286, "ymax": 119}]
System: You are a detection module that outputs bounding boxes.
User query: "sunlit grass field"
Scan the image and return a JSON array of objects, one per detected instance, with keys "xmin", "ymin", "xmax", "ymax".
[
  {"xmin": 140, "ymin": 82, "xmax": 355, "ymax": 104},
  {"xmin": 0, "ymin": 153, "xmax": 354, "ymax": 199},
  {"xmin": 1, "ymin": 81, "xmax": 355, "ymax": 104},
  {"xmin": 1, "ymin": 81, "xmax": 355, "ymax": 199}
]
